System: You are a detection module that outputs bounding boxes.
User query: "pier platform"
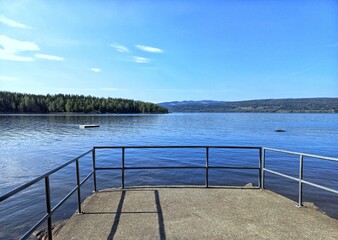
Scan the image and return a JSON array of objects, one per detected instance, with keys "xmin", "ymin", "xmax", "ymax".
[{"xmin": 55, "ymin": 187, "xmax": 338, "ymax": 240}]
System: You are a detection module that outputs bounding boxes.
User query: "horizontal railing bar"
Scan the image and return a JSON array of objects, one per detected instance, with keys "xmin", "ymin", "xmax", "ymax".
[
  {"xmin": 74, "ymin": 149, "xmax": 93, "ymax": 160},
  {"xmin": 95, "ymin": 167, "xmax": 121, "ymax": 170},
  {"xmin": 95, "ymin": 167, "xmax": 205, "ymax": 170},
  {"xmin": 301, "ymin": 180, "xmax": 338, "ymax": 195},
  {"xmin": 209, "ymin": 146, "xmax": 261, "ymax": 149},
  {"xmin": 20, "ymin": 213, "xmax": 48, "ymax": 240},
  {"xmin": 264, "ymin": 148, "xmax": 338, "ymax": 162},
  {"xmin": 93, "ymin": 146, "xmax": 261, "ymax": 149},
  {"xmin": 51, "ymin": 172, "xmax": 94, "ymax": 217},
  {"xmin": 264, "ymin": 168, "xmax": 299, "ymax": 182},
  {"xmin": 264, "ymin": 168, "xmax": 338, "ymax": 195},
  {"xmin": 0, "ymin": 149, "xmax": 92, "ymax": 203},
  {"xmin": 51, "ymin": 186, "xmax": 78, "ymax": 214},
  {"xmin": 80, "ymin": 171, "xmax": 94, "ymax": 186},
  {"xmin": 0, "ymin": 178, "xmax": 44, "ymax": 203},
  {"xmin": 95, "ymin": 166, "xmax": 260, "ymax": 171},
  {"xmin": 3, "ymin": 144, "xmax": 337, "ymax": 240},
  {"xmin": 121, "ymin": 185, "xmax": 261, "ymax": 189},
  {"xmin": 126, "ymin": 166, "xmax": 205, "ymax": 169},
  {"xmin": 209, "ymin": 166, "xmax": 259, "ymax": 169}
]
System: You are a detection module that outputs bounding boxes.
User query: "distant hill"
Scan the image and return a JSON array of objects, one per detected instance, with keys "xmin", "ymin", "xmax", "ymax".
[{"xmin": 159, "ymin": 98, "xmax": 338, "ymax": 113}]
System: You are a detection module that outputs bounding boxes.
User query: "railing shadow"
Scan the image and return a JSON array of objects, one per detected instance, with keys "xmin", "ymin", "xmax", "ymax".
[
  {"xmin": 154, "ymin": 190, "xmax": 166, "ymax": 240},
  {"xmin": 106, "ymin": 189, "xmax": 166, "ymax": 240},
  {"xmin": 107, "ymin": 191, "xmax": 126, "ymax": 240}
]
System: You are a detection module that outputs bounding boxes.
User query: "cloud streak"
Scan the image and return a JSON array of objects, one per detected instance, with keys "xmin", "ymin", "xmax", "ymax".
[
  {"xmin": 57, "ymin": 87, "xmax": 130, "ymax": 92},
  {"xmin": 0, "ymin": 35, "xmax": 39, "ymax": 61},
  {"xmin": 132, "ymin": 56, "xmax": 150, "ymax": 63},
  {"xmin": 0, "ymin": 15, "xmax": 31, "ymax": 29},
  {"xmin": 35, "ymin": 53, "xmax": 64, "ymax": 61},
  {"xmin": 0, "ymin": 36, "xmax": 64, "ymax": 62},
  {"xmin": 110, "ymin": 43, "xmax": 129, "ymax": 53},
  {"xmin": 135, "ymin": 45, "xmax": 163, "ymax": 53},
  {"xmin": 0, "ymin": 76, "xmax": 18, "ymax": 81},
  {"xmin": 89, "ymin": 68, "xmax": 101, "ymax": 72}
]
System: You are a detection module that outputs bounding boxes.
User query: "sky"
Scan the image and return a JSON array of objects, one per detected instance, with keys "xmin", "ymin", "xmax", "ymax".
[{"xmin": 0, "ymin": 0, "xmax": 337, "ymax": 103}]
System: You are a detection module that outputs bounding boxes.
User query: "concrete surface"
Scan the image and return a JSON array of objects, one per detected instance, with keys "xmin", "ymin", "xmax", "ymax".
[{"xmin": 56, "ymin": 187, "xmax": 338, "ymax": 240}]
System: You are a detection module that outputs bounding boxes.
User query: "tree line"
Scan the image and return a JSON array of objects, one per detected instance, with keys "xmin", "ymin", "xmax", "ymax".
[{"xmin": 0, "ymin": 91, "xmax": 168, "ymax": 114}]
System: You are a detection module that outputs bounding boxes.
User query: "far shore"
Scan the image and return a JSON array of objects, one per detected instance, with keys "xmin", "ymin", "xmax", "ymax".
[{"xmin": 0, "ymin": 111, "xmax": 337, "ymax": 115}]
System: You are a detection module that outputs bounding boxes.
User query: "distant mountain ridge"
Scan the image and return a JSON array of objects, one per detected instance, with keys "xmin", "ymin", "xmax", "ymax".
[{"xmin": 159, "ymin": 98, "xmax": 338, "ymax": 113}]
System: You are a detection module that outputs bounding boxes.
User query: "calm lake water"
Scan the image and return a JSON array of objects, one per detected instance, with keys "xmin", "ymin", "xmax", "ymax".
[{"xmin": 0, "ymin": 113, "xmax": 338, "ymax": 239}]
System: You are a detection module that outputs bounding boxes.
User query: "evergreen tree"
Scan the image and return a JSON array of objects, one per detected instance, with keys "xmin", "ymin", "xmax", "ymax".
[{"xmin": 0, "ymin": 91, "xmax": 168, "ymax": 114}]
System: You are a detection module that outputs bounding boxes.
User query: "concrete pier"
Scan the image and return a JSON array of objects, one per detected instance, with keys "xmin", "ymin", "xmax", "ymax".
[{"xmin": 56, "ymin": 187, "xmax": 338, "ymax": 240}]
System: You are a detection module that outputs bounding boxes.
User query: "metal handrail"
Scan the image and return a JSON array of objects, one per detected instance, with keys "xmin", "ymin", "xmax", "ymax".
[
  {"xmin": 0, "ymin": 149, "xmax": 93, "ymax": 240},
  {"xmin": 1, "ymin": 145, "xmax": 337, "ymax": 239},
  {"xmin": 93, "ymin": 145, "xmax": 261, "ymax": 149},
  {"xmin": 0, "ymin": 145, "xmax": 261, "ymax": 239},
  {"xmin": 264, "ymin": 147, "xmax": 338, "ymax": 162},
  {"xmin": 92, "ymin": 146, "xmax": 262, "ymax": 189},
  {"xmin": 261, "ymin": 147, "xmax": 338, "ymax": 207}
]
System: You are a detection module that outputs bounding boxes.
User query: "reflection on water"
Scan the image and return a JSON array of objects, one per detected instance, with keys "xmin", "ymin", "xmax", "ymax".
[{"xmin": 0, "ymin": 113, "xmax": 338, "ymax": 239}]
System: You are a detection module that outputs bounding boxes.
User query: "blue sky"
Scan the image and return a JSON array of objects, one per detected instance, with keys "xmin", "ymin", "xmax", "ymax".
[{"xmin": 0, "ymin": 0, "xmax": 337, "ymax": 103}]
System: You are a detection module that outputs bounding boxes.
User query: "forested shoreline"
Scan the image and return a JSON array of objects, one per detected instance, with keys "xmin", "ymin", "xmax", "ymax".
[{"xmin": 0, "ymin": 91, "xmax": 168, "ymax": 114}]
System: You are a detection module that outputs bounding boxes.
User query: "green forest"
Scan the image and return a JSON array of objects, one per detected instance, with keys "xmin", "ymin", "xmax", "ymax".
[{"xmin": 0, "ymin": 91, "xmax": 168, "ymax": 114}]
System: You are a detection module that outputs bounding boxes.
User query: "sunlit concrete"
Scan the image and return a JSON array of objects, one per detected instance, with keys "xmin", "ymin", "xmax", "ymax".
[{"xmin": 56, "ymin": 187, "xmax": 338, "ymax": 240}]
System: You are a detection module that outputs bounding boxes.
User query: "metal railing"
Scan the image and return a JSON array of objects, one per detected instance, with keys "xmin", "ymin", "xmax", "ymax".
[
  {"xmin": 1, "ymin": 145, "xmax": 338, "ymax": 239},
  {"xmin": 93, "ymin": 146, "xmax": 262, "ymax": 189},
  {"xmin": 0, "ymin": 149, "xmax": 94, "ymax": 240},
  {"xmin": 261, "ymin": 147, "xmax": 338, "ymax": 207}
]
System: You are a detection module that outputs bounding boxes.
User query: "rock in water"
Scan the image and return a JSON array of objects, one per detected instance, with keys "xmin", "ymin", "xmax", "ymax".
[{"xmin": 33, "ymin": 221, "xmax": 66, "ymax": 239}]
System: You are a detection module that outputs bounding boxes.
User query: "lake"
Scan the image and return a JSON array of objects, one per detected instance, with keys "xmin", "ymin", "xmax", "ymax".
[{"xmin": 0, "ymin": 113, "xmax": 338, "ymax": 239}]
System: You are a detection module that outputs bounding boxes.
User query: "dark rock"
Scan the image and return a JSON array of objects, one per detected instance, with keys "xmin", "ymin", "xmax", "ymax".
[{"xmin": 33, "ymin": 221, "xmax": 66, "ymax": 240}]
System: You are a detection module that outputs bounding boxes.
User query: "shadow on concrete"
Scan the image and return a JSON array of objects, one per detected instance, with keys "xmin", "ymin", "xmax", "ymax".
[
  {"xmin": 85, "ymin": 211, "xmax": 158, "ymax": 215},
  {"xmin": 154, "ymin": 190, "xmax": 166, "ymax": 240},
  {"xmin": 123, "ymin": 185, "xmax": 260, "ymax": 190},
  {"xmin": 107, "ymin": 190, "xmax": 126, "ymax": 240},
  {"xmin": 105, "ymin": 190, "xmax": 166, "ymax": 240}
]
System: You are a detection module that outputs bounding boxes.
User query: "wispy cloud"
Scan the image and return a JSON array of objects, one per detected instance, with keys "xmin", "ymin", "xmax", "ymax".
[
  {"xmin": 0, "ymin": 35, "xmax": 39, "ymax": 61},
  {"xmin": 0, "ymin": 15, "xmax": 31, "ymax": 29},
  {"xmin": 135, "ymin": 45, "xmax": 163, "ymax": 53},
  {"xmin": 110, "ymin": 43, "xmax": 129, "ymax": 53},
  {"xmin": 89, "ymin": 68, "xmax": 101, "ymax": 72},
  {"xmin": 35, "ymin": 53, "xmax": 64, "ymax": 61},
  {"xmin": 133, "ymin": 56, "xmax": 150, "ymax": 63},
  {"xmin": 0, "ymin": 53, "xmax": 34, "ymax": 61},
  {"xmin": 140, "ymin": 66, "xmax": 160, "ymax": 70},
  {"xmin": 57, "ymin": 87, "xmax": 130, "ymax": 92},
  {"xmin": 151, "ymin": 89, "xmax": 207, "ymax": 93},
  {"xmin": 99, "ymin": 87, "xmax": 130, "ymax": 91},
  {"xmin": 0, "ymin": 76, "xmax": 18, "ymax": 81}
]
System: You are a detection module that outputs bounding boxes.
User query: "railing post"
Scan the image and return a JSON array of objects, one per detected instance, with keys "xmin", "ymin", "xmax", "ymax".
[
  {"xmin": 45, "ymin": 176, "xmax": 53, "ymax": 240},
  {"xmin": 76, "ymin": 159, "xmax": 82, "ymax": 213},
  {"xmin": 122, "ymin": 147, "xmax": 125, "ymax": 189},
  {"xmin": 92, "ymin": 148, "xmax": 97, "ymax": 192},
  {"xmin": 261, "ymin": 147, "xmax": 265, "ymax": 189},
  {"xmin": 205, "ymin": 147, "xmax": 209, "ymax": 188},
  {"xmin": 259, "ymin": 147, "xmax": 262, "ymax": 188},
  {"xmin": 298, "ymin": 155, "xmax": 304, "ymax": 207}
]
